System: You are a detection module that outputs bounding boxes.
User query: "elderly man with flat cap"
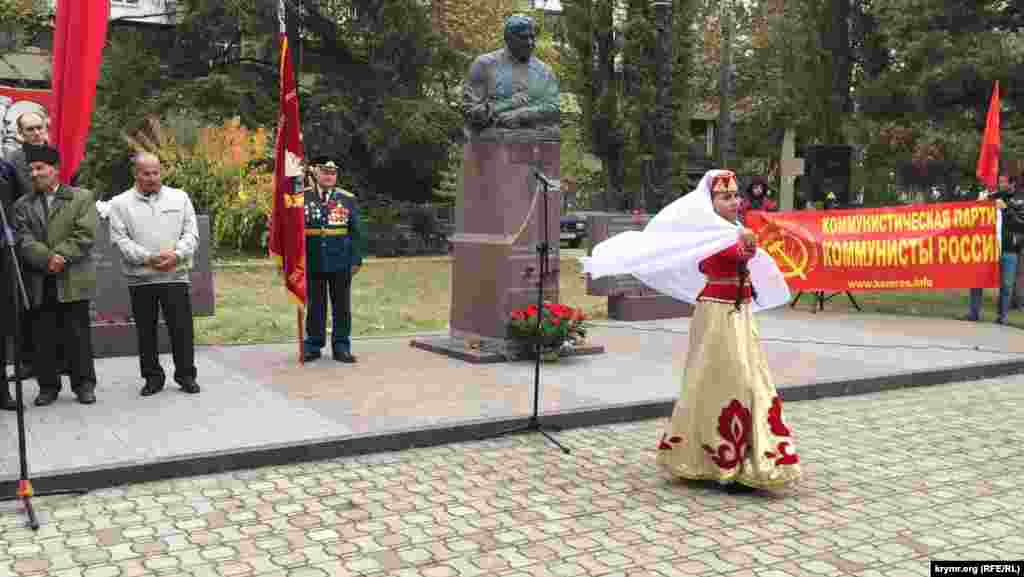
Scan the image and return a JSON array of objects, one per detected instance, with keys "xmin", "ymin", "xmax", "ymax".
[
  {"xmin": 11, "ymin": 144, "xmax": 99, "ymax": 406},
  {"xmin": 302, "ymin": 156, "xmax": 366, "ymax": 364}
]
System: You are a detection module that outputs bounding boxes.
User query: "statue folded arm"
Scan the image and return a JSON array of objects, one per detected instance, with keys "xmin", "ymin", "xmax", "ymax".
[{"xmin": 462, "ymin": 56, "xmax": 495, "ymax": 130}]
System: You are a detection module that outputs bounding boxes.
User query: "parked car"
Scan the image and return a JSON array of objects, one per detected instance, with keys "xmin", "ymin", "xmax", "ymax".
[{"xmin": 560, "ymin": 213, "xmax": 588, "ymax": 248}]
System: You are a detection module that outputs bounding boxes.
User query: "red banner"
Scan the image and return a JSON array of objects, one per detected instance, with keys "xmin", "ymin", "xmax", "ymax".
[
  {"xmin": 268, "ymin": 2, "xmax": 306, "ymax": 306},
  {"xmin": 0, "ymin": 86, "xmax": 53, "ymax": 110},
  {"xmin": 746, "ymin": 201, "xmax": 1001, "ymax": 292},
  {"xmin": 50, "ymin": 0, "xmax": 110, "ymax": 183},
  {"xmin": 977, "ymin": 81, "xmax": 1000, "ymax": 191}
]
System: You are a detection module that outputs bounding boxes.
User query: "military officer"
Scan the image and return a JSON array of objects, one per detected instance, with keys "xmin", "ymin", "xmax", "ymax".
[{"xmin": 303, "ymin": 157, "xmax": 366, "ymax": 363}]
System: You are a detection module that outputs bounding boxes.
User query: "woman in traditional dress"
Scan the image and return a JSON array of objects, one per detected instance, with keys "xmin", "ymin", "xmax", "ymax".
[{"xmin": 581, "ymin": 169, "xmax": 801, "ymax": 491}]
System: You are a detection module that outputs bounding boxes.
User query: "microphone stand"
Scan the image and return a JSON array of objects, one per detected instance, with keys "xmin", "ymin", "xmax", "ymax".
[
  {"xmin": 0, "ymin": 199, "xmax": 89, "ymax": 530},
  {"xmin": 490, "ymin": 169, "xmax": 569, "ymax": 454}
]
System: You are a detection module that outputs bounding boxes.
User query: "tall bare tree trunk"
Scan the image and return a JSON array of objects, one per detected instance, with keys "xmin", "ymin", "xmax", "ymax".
[{"xmin": 717, "ymin": 0, "xmax": 734, "ymax": 169}]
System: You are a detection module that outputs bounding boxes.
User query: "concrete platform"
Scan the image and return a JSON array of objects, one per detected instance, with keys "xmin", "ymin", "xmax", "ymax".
[{"xmin": 2, "ymin": 308, "xmax": 1023, "ymax": 494}]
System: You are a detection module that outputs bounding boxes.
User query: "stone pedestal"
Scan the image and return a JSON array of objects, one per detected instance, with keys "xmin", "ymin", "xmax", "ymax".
[
  {"xmin": 586, "ymin": 213, "xmax": 694, "ymax": 321},
  {"xmin": 411, "ymin": 138, "xmax": 604, "ymax": 362},
  {"xmin": 90, "ymin": 215, "xmax": 215, "ymax": 357},
  {"xmin": 452, "ymin": 140, "xmax": 561, "ymax": 339}
]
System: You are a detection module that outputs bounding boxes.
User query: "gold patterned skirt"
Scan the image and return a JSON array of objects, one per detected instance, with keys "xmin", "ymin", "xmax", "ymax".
[{"xmin": 656, "ymin": 299, "xmax": 802, "ymax": 489}]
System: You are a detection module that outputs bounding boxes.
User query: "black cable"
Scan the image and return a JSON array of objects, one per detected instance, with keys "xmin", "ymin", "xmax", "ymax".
[{"xmin": 585, "ymin": 321, "xmax": 1024, "ymax": 356}]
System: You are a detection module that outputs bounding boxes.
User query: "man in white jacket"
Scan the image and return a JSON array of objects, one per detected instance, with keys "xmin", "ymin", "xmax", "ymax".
[{"xmin": 108, "ymin": 153, "xmax": 200, "ymax": 396}]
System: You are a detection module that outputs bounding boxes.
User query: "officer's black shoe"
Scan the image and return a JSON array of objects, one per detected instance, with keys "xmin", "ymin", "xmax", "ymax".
[
  {"xmin": 178, "ymin": 379, "xmax": 201, "ymax": 394},
  {"xmin": 75, "ymin": 389, "xmax": 96, "ymax": 405},
  {"xmin": 140, "ymin": 379, "xmax": 165, "ymax": 396},
  {"xmin": 303, "ymin": 350, "xmax": 321, "ymax": 363},
  {"xmin": 34, "ymin": 391, "xmax": 58, "ymax": 406},
  {"xmin": 333, "ymin": 351, "xmax": 357, "ymax": 364}
]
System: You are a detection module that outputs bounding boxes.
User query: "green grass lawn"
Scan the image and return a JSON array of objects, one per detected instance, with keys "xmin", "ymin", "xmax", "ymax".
[
  {"xmin": 195, "ymin": 256, "xmax": 608, "ymax": 345},
  {"xmin": 196, "ymin": 256, "xmax": 1024, "ymax": 345}
]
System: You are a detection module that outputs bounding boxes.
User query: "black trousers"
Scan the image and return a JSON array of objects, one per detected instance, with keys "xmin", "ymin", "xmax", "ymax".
[
  {"xmin": 129, "ymin": 283, "xmax": 196, "ymax": 385},
  {"xmin": 31, "ymin": 280, "xmax": 97, "ymax": 394},
  {"xmin": 304, "ymin": 271, "xmax": 352, "ymax": 354}
]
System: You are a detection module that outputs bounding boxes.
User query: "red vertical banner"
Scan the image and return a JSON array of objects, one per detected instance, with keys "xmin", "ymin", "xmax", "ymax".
[
  {"xmin": 50, "ymin": 0, "xmax": 110, "ymax": 184},
  {"xmin": 268, "ymin": 0, "xmax": 306, "ymax": 307},
  {"xmin": 976, "ymin": 80, "xmax": 1001, "ymax": 191}
]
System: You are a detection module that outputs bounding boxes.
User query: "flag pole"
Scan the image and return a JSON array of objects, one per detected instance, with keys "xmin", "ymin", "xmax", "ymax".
[
  {"xmin": 296, "ymin": 0, "xmax": 304, "ymax": 367},
  {"xmin": 297, "ymin": 305, "xmax": 304, "ymax": 365}
]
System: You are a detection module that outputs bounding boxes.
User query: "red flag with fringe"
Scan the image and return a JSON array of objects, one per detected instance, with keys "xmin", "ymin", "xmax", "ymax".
[
  {"xmin": 268, "ymin": 0, "xmax": 306, "ymax": 306},
  {"xmin": 976, "ymin": 81, "xmax": 1001, "ymax": 191}
]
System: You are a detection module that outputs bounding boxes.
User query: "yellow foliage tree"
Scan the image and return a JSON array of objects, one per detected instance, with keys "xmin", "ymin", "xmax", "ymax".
[
  {"xmin": 123, "ymin": 116, "xmax": 275, "ymax": 251},
  {"xmin": 434, "ymin": 0, "xmax": 521, "ymax": 55}
]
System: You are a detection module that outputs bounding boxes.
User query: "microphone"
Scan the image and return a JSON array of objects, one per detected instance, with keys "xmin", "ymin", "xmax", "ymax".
[{"xmin": 534, "ymin": 170, "xmax": 556, "ymax": 189}]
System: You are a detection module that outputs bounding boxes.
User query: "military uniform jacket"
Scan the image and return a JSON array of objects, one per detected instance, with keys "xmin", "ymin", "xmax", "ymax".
[{"xmin": 304, "ymin": 185, "xmax": 366, "ymax": 273}]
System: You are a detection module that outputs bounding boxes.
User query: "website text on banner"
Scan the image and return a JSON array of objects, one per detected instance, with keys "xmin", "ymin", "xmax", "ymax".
[{"xmin": 744, "ymin": 201, "xmax": 1000, "ymax": 292}]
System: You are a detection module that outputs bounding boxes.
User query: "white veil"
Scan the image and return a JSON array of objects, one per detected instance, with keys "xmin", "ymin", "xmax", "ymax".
[{"xmin": 579, "ymin": 170, "xmax": 791, "ymax": 312}]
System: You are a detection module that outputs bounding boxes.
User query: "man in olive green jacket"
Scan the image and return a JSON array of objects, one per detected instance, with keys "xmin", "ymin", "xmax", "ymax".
[{"xmin": 11, "ymin": 145, "xmax": 98, "ymax": 406}]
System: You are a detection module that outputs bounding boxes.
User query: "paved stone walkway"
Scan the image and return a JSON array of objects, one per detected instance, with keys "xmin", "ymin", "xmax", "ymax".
[{"xmin": 2, "ymin": 377, "xmax": 1023, "ymax": 577}]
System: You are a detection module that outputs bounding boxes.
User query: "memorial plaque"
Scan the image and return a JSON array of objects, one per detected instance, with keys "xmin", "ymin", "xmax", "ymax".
[
  {"xmin": 89, "ymin": 215, "xmax": 214, "ymax": 357},
  {"xmin": 586, "ymin": 213, "xmax": 693, "ymax": 320},
  {"xmin": 3, "ymin": 216, "xmax": 215, "ymax": 363}
]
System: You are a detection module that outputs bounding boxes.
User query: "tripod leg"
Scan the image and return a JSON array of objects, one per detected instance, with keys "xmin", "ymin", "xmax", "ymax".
[
  {"xmin": 790, "ymin": 292, "xmax": 803, "ymax": 308},
  {"xmin": 846, "ymin": 291, "xmax": 862, "ymax": 311},
  {"xmin": 537, "ymin": 427, "xmax": 570, "ymax": 454}
]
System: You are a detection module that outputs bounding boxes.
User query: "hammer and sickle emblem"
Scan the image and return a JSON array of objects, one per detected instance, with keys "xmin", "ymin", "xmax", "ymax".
[
  {"xmin": 758, "ymin": 223, "xmax": 816, "ymax": 281},
  {"xmin": 767, "ymin": 237, "xmax": 810, "ymax": 280}
]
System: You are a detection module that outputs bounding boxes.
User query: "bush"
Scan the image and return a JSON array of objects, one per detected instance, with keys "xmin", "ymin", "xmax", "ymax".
[{"xmin": 124, "ymin": 116, "xmax": 274, "ymax": 252}]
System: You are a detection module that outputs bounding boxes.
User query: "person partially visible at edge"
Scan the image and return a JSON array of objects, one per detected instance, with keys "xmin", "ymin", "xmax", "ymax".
[
  {"xmin": 11, "ymin": 144, "xmax": 99, "ymax": 406},
  {"xmin": 654, "ymin": 170, "xmax": 801, "ymax": 491},
  {"xmin": 3, "ymin": 112, "xmax": 48, "ymax": 381},
  {"xmin": 739, "ymin": 176, "xmax": 777, "ymax": 222},
  {"xmin": 107, "ymin": 153, "xmax": 200, "ymax": 396},
  {"xmin": 0, "ymin": 157, "xmax": 21, "ymax": 410},
  {"xmin": 302, "ymin": 156, "xmax": 366, "ymax": 364},
  {"xmin": 964, "ymin": 173, "xmax": 1024, "ymax": 324}
]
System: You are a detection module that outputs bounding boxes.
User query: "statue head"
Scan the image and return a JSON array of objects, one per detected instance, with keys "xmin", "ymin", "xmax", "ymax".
[{"xmin": 503, "ymin": 15, "xmax": 536, "ymax": 64}]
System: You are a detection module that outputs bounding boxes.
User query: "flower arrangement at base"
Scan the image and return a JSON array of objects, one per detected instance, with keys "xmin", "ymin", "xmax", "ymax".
[{"xmin": 507, "ymin": 302, "xmax": 588, "ymax": 360}]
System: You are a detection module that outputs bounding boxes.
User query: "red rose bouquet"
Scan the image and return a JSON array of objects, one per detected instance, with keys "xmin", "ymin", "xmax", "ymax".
[{"xmin": 507, "ymin": 302, "xmax": 588, "ymax": 347}]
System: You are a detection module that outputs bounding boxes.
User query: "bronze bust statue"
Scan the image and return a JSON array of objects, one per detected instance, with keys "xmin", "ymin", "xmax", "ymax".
[{"xmin": 462, "ymin": 15, "xmax": 560, "ymax": 141}]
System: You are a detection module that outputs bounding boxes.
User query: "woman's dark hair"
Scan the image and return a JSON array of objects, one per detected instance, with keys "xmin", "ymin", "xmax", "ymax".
[
  {"xmin": 734, "ymin": 258, "xmax": 758, "ymax": 312},
  {"xmin": 746, "ymin": 176, "xmax": 769, "ymax": 197}
]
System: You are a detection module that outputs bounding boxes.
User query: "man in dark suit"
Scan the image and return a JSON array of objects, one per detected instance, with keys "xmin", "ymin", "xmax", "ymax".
[{"xmin": 11, "ymin": 145, "xmax": 99, "ymax": 406}]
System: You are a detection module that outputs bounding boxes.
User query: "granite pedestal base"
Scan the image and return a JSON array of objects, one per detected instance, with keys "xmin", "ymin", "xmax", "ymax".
[
  {"xmin": 409, "ymin": 335, "xmax": 605, "ymax": 364},
  {"xmin": 608, "ymin": 294, "xmax": 694, "ymax": 321}
]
